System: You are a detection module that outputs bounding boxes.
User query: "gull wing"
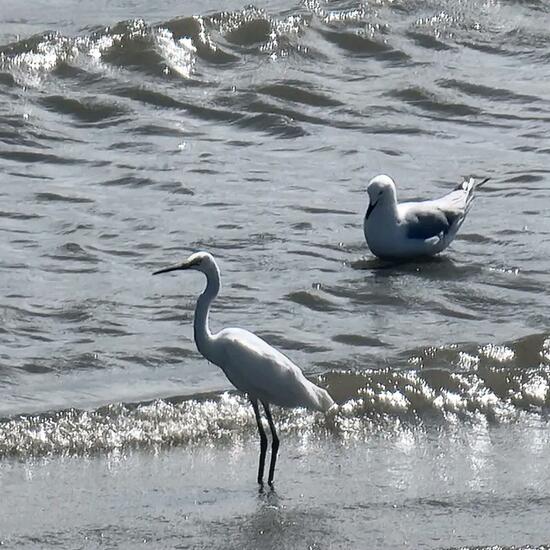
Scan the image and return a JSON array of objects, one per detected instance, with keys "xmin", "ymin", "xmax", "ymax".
[
  {"xmin": 400, "ymin": 203, "xmax": 461, "ymax": 240},
  {"xmin": 399, "ymin": 176, "xmax": 489, "ymax": 241}
]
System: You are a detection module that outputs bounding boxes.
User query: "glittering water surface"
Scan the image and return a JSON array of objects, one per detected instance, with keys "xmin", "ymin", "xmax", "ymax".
[{"xmin": 1, "ymin": 0, "xmax": 550, "ymax": 547}]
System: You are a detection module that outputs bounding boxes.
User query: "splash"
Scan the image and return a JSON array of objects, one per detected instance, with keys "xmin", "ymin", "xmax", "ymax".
[
  {"xmin": 2, "ymin": 360, "xmax": 550, "ymax": 460},
  {"xmin": 153, "ymin": 28, "xmax": 196, "ymax": 77}
]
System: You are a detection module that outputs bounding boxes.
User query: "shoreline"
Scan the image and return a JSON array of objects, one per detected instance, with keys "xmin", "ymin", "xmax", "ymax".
[{"xmin": 2, "ymin": 423, "xmax": 550, "ymax": 549}]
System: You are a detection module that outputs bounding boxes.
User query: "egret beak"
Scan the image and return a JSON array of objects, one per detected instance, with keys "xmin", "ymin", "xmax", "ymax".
[
  {"xmin": 153, "ymin": 260, "xmax": 194, "ymax": 275},
  {"xmin": 365, "ymin": 199, "xmax": 378, "ymax": 220},
  {"xmin": 477, "ymin": 177, "xmax": 490, "ymax": 187}
]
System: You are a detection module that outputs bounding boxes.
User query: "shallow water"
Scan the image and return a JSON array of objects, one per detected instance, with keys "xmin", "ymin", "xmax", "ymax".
[
  {"xmin": 1, "ymin": 0, "xmax": 550, "ymax": 547},
  {"xmin": 2, "ymin": 420, "xmax": 550, "ymax": 549}
]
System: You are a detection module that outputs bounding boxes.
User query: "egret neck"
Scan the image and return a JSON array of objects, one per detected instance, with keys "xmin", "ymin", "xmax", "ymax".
[{"xmin": 193, "ymin": 262, "xmax": 220, "ymax": 362}]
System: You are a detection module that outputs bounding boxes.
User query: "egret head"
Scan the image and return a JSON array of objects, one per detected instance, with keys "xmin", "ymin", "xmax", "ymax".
[
  {"xmin": 365, "ymin": 174, "xmax": 397, "ymax": 219},
  {"xmin": 153, "ymin": 251, "xmax": 218, "ymax": 276}
]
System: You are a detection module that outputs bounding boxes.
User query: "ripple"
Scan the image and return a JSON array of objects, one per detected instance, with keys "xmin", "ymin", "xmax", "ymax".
[
  {"xmin": 319, "ymin": 29, "xmax": 410, "ymax": 63},
  {"xmin": 256, "ymin": 81, "xmax": 342, "ymax": 107},
  {"xmin": 45, "ymin": 242, "xmax": 100, "ymax": 264},
  {"xmin": 100, "ymin": 175, "xmax": 155, "ymax": 188},
  {"xmin": 0, "ymin": 210, "xmax": 43, "ymax": 221},
  {"xmin": 387, "ymin": 86, "xmax": 482, "ymax": 117},
  {"xmin": 292, "ymin": 206, "xmax": 355, "ymax": 215},
  {"xmin": 405, "ymin": 30, "xmax": 454, "ymax": 51},
  {"xmin": 236, "ymin": 112, "xmax": 307, "ymax": 138},
  {"xmin": 285, "ymin": 290, "xmax": 339, "ymax": 312},
  {"xmin": 332, "ymin": 334, "xmax": 385, "ymax": 347},
  {"xmin": 438, "ymin": 78, "xmax": 540, "ymax": 103},
  {"xmin": 0, "ymin": 149, "xmax": 82, "ymax": 165},
  {"xmin": 39, "ymin": 94, "xmax": 129, "ymax": 124},
  {"xmin": 34, "ymin": 192, "xmax": 93, "ymax": 204}
]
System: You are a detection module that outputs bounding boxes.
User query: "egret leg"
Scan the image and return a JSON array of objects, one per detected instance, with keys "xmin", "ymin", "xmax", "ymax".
[
  {"xmin": 262, "ymin": 402, "xmax": 279, "ymax": 487},
  {"xmin": 251, "ymin": 398, "xmax": 267, "ymax": 485}
]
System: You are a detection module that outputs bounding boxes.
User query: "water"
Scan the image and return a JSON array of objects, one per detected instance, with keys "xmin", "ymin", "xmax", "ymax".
[{"xmin": 1, "ymin": 0, "xmax": 550, "ymax": 547}]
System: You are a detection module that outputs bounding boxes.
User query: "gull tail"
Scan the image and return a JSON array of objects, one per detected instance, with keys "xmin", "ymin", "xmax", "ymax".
[
  {"xmin": 454, "ymin": 176, "xmax": 490, "ymax": 192},
  {"xmin": 454, "ymin": 176, "xmax": 490, "ymax": 212}
]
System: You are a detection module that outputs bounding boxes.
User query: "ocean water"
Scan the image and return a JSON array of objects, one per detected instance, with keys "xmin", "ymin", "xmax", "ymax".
[{"xmin": 1, "ymin": 0, "xmax": 550, "ymax": 547}]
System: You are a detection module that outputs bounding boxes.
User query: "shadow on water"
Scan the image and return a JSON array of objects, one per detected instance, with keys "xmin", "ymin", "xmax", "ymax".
[
  {"xmin": 349, "ymin": 256, "xmax": 398, "ymax": 270},
  {"xmin": 348, "ymin": 254, "xmax": 483, "ymax": 281},
  {"xmin": 349, "ymin": 254, "xmax": 456, "ymax": 272},
  {"xmin": 212, "ymin": 487, "xmax": 331, "ymax": 550}
]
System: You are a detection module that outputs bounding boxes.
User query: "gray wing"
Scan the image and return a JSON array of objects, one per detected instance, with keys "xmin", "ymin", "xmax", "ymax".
[
  {"xmin": 401, "ymin": 177, "xmax": 487, "ymax": 241},
  {"xmin": 402, "ymin": 205, "xmax": 461, "ymax": 240}
]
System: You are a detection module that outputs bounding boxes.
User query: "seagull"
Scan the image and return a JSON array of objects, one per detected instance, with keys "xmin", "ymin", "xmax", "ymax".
[
  {"xmin": 153, "ymin": 251, "xmax": 335, "ymax": 487},
  {"xmin": 363, "ymin": 174, "xmax": 490, "ymax": 260}
]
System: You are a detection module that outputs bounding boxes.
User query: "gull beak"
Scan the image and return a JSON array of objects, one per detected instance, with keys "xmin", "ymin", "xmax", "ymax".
[
  {"xmin": 365, "ymin": 199, "xmax": 378, "ymax": 220},
  {"xmin": 153, "ymin": 260, "xmax": 193, "ymax": 275}
]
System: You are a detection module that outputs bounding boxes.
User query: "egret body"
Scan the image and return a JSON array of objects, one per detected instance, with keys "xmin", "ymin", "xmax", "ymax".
[{"xmin": 153, "ymin": 251, "xmax": 335, "ymax": 486}]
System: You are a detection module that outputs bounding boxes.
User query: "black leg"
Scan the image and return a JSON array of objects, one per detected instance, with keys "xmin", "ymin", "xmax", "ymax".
[
  {"xmin": 262, "ymin": 402, "xmax": 279, "ymax": 487},
  {"xmin": 251, "ymin": 398, "xmax": 267, "ymax": 485}
]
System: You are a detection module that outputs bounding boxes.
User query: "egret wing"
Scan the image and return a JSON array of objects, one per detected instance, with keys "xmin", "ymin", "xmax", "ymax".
[{"xmin": 214, "ymin": 328, "xmax": 330, "ymax": 411}]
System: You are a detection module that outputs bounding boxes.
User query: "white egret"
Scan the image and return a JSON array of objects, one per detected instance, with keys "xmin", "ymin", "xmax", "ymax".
[
  {"xmin": 363, "ymin": 174, "xmax": 490, "ymax": 260},
  {"xmin": 153, "ymin": 251, "xmax": 335, "ymax": 486}
]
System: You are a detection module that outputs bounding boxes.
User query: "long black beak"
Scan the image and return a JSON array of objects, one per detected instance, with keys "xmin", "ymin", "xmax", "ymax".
[
  {"xmin": 477, "ymin": 177, "xmax": 490, "ymax": 188},
  {"xmin": 153, "ymin": 262, "xmax": 191, "ymax": 275},
  {"xmin": 365, "ymin": 199, "xmax": 378, "ymax": 220}
]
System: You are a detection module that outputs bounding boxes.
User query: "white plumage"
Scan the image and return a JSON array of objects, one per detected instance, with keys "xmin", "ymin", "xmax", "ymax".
[
  {"xmin": 214, "ymin": 327, "xmax": 334, "ymax": 411},
  {"xmin": 154, "ymin": 251, "xmax": 335, "ymax": 486},
  {"xmin": 363, "ymin": 174, "xmax": 489, "ymax": 260}
]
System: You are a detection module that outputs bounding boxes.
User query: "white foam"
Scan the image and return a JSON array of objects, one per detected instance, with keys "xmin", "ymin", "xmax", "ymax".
[
  {"xmin": 153, "ymin": 28, "xmax": 196, "ymax": 78},
  {"xmin": 479, "ymin": 343, "xmax": 515, "ymax": 362},
  {"xmin": 522, "ymin": 375, "xmax": 549, "ymax": 406}
]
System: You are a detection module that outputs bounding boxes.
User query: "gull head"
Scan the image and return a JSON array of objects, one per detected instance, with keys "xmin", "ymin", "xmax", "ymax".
[
  {"xmin": 153, "ymin": 251, "xmax": 218, "ymax": 277},
  {"xmin": 365, "ymin": 174, "xmax": 397, "ymax": 219}
]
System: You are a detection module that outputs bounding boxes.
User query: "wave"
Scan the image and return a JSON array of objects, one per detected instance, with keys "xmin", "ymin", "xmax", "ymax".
[
  {"xmin": 0, "ymin": 20, "xmax": 195, "ymax": 87},
  {"xmin": 2, "ymin": 2, "xmax": 547, "ymax": 141},
  {"xmin": 0, "ymin": 7, "xmax": 311, "ymax": 87},
  {"xmin": 2, "ymin": 355, "xmax": 549, "ymax": 460}
]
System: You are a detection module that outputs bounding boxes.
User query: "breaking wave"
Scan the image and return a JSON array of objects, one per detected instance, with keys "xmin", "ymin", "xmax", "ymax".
[{"xmin": 2, "ymin": 355, "xmax": 550, "ymax": 459}]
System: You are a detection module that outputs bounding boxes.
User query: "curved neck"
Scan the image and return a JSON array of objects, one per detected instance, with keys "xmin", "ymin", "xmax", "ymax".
[
  {"xmin": 366, "ymin": 194, "xmax": 399, "ymax": 224},
  {"xmin": 194, "ymin": 267, "xmax": 220, "ymax": 361},
  {"xmin": 381, "ymin": 195, "xmax": 399, "ymax": 219}
]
